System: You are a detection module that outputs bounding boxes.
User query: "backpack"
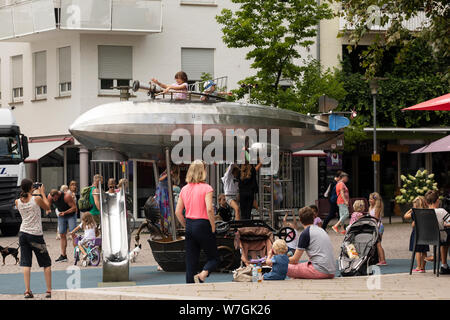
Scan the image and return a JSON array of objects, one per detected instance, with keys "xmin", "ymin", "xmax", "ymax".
[{"xmin": 78, "ymin": 186, "xmax": 93, "ymax": 211}]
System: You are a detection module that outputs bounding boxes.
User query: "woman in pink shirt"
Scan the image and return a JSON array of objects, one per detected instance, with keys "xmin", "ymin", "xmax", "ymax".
[{"xmin": 175, "ymin": 160, "xmax": 218, "ymax": 283}]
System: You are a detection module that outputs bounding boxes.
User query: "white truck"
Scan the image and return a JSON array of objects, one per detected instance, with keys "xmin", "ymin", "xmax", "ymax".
[{"xmin": 0, "ymin": 109, "xmax": 29, "ymax": 236}]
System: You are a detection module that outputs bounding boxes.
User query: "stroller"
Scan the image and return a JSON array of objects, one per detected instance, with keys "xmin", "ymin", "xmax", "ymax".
[
  {"xmin": 338, "ymin": 215, "xmax": 379, "ymax": 276},
  {"xmin": 229, "ymin": 220, "xmax": 295, "ymax": 267}
]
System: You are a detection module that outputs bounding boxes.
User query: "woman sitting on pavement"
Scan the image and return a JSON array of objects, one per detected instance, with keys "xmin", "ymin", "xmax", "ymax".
[{"xmin": 287, "ymin": 206, "xmax": 336, "ymax": 279}]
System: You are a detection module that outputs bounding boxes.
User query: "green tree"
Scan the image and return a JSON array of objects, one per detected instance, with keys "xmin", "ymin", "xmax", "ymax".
[
  {"xmin": 216, "ymin": 0, "xmax": 334, "ymax": 107},
  {"xmin": 336, "ymin": 38, "xmax": 450, "ymax": 150},
  {"xmin": 336, "ymin": 0, "xmax": 450, "ymax": 81}
]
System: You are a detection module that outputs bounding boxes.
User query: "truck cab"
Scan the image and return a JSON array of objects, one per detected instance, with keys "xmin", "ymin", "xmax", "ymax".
[{"xmin": 0, "ymin": 109, "xmax": 29, "ymax": 236}]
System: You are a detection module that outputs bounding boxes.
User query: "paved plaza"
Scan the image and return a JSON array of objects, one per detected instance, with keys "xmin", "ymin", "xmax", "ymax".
[{"xmin": 0, "ymin": 217, "xmax": 449, "ymax": 300}]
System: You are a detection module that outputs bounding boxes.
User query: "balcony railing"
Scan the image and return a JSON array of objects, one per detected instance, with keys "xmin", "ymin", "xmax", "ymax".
[
  {"xmin": 0, "ymin": 0, "xmax": 162, "ymax": 41},
  {"xmin": 339, "ymin": 11, "xmax": 430, "ymax": 32}
]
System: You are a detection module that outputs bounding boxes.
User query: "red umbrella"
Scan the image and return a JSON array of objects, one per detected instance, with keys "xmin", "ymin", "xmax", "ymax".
[{"xmin": 402, "ymin": 93, "xmax": 450, "ymax": 111}]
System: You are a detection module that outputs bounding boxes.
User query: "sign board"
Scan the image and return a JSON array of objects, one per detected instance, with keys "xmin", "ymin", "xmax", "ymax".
[{"xmin": 371, "ymin": 153, "xmax": 380, "ymax": 162}]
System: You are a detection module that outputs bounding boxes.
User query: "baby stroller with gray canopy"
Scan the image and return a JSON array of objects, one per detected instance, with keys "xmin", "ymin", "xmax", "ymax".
[{"xmin": 339, "ymin": 215, "xmax": 379, "ymax": 276}]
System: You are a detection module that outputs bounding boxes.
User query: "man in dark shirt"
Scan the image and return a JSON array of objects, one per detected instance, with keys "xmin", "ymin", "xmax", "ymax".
[
  {"xmin": 322, "ymin": 170, "xmax": 342, "ymax": 230},
  {"xmin": 47, "ymin": 189, "xmax": 77, "ymax": 262}
]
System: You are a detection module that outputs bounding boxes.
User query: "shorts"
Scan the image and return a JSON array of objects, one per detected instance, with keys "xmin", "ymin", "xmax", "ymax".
[
  {"xmin": 338, "ymin": 204, "xmax": 349, "ymax": 223},
  {"xmin": 19, "ymin": 232, "xmax": 52, "ymax": 268},
  {"xmin": 287, "ymin": 262, "xmax": 334, "ymax": 279},
  {"xmin": 225, "ymin": 195, "xmax": 237, "ymax": 206},
  {"xmin": 57, "ymin": 213, "xmax": 77, "ymax": 234}
]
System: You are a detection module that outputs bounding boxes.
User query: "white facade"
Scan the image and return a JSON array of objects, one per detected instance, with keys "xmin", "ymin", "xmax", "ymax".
[{"xmin": 0, "ymin": 0, "xmax": 322, "ymax": 212}]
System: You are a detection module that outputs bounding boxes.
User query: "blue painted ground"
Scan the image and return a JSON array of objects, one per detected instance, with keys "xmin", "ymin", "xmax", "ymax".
[{"xmin": 0, "ymin": 259, "xmax": 434, "ymax": 295}]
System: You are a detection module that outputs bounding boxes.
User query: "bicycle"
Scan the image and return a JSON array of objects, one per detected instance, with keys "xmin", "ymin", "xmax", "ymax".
[{"xmin": 73, "ymin": 235, "xmax": 101, "ymax": 267}]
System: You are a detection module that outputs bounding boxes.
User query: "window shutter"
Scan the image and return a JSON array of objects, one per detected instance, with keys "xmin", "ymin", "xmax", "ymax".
[
  {"xmin": 12, "ymin": 55, "xmax": 23, "ymax": 89},
  {"xmin": 98, "ymin": 45, "xmax": 132, "ymax": 80},
  {"xmin": 34, "ymin": 51, "xmax": 46, "ymax": 87},
  {"xmin": 181, "ymin": 48, "xmax": 214, "ymax": 81},
  {"xmin": 59, "ymin": 46, "xmax": 71, "ymax": 83}
]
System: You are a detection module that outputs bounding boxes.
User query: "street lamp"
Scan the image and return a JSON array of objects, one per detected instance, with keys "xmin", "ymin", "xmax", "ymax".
[{"xmin": 369, "ymin": 78, "xmax": 382, "ymax": 193}]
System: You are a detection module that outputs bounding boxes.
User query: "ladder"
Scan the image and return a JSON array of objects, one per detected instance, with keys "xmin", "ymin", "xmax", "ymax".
[{"xmin": 257, "ymin": 151, "xmax": 293, "ymax": 229}]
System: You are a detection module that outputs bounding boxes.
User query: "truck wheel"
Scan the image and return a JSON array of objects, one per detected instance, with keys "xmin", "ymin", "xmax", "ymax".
[{"xmin": 0, "ymin": 225, "xmax": 20, "ymax": 237}]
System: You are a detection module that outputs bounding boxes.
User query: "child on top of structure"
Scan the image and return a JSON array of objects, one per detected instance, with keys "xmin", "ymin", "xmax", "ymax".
[
  {"xmin": 152, "ymin": 71, "xmax": 189, "ymax": 100},
  {"xmin": 201, "ymin": 80, "xmax": 217, "ymax": 102}
]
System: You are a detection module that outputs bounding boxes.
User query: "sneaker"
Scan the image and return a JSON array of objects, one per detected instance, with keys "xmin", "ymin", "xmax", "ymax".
[
  {"xmin": 55, "ymin": 255, "xmax": 68, "ymax": 263},
  {"xmin": 440, "ymin": 266, "xmax": 450, "ymax": 275},
  {"xmin": 376, "ymin": 261, "xmax": 387, "ymax": 266},
  {"xmin": 413, "ymin": 268, "xmax": 425, "ymax": 273}
]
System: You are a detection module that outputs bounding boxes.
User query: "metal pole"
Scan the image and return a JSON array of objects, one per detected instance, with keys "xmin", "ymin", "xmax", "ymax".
[
  {"xmin": 165, "ymin": 148, "xmax": 177, "ymax": 241},
  {"xmin": 133, "ymin": 160, "xmax": 138, "ymax": 220},
  {"xmin": 373, "ymin": 93, "xmax": 377, "ymax": 193}
]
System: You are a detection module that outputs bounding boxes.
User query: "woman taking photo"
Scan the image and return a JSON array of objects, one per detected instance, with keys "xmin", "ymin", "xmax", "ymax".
[
  {"xmin": 15, "ymin": 179, "xmax": 52, "ymax": 298},
  {"xmin": 175, "ymin": 160, "xmax": 218, "ymax": 283}
]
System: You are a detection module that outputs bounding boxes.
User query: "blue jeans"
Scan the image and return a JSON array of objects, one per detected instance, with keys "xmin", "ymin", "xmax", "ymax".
[
  {"xmin": 57, "ymin": 213, "xmax": 77, "ymax": 234},
  {"xmin": 185, "ymin": 218, "xmax": 218, "ymax": 283}
]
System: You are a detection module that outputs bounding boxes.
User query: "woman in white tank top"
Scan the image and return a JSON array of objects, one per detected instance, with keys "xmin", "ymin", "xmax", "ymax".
[{"xmin": 15, "ymin": 179, "xmax": 52, "ymax": 299}]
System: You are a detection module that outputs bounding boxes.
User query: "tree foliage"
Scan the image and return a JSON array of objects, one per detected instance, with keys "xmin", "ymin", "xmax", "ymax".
[
  {"xmin": 336, "ymin": 0, "xmax": 450, "ymax": 82},
  {"xmin": 216, "ymin": 0, "xmax": 334, "ymax": 107},
  {"xmin": 336, "ymin": 38, "xmax": 450, "ymax": 150}
]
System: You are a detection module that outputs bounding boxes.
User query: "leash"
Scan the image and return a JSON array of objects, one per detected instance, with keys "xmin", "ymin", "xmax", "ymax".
[{"xmin": 1, "ymin": 240, "xmax": 19, "ymax": 248}]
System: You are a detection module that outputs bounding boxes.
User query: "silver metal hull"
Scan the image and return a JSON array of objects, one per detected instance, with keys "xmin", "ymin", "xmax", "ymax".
[
  {"xmin": 70, "ymin": 100, "xmax": 339, "ymax": 160},
  {"xmin": 100, "ymin": 188, "xmax": 129, "ymax": 282}
]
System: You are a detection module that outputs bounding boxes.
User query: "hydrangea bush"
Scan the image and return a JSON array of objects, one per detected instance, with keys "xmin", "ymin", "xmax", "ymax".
[{"xmin": 395, "ymin": 170, "xmax": 438, "ymax": 204}]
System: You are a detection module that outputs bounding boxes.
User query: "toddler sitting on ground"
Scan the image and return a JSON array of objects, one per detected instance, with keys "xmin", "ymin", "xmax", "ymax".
[{"xmin": 263, "ymin": 239, "xmax": 289, "ymax": 280}]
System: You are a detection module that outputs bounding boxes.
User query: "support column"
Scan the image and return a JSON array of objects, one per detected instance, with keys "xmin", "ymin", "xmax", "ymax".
[
  {"xmin": 79, "ymin": 147, "xmax": 89, "ymax": 189},
  {"xmin": 425, "ymin": 152, "xmax": 433, "ymax": 173},
  {"xmin": 133, "ymin": 160, "xmax": 138, "ymax": 220},
  {"xmin": 63, "ymin": 146, "xmax": 68, "ymax": 185}
]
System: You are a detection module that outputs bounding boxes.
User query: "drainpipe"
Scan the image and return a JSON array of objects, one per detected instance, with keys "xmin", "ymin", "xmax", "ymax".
[{"xmin": 316, "ymin": 0, "xmax": 321, "ymax": 63}]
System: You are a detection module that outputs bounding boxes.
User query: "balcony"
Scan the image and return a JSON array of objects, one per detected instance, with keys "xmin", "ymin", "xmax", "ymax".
[
  {"xmin": 339, "ymin": 11, "xmax": 430, "ymax": 32},
  {"xmin": 0, "ymin": 0, "xmax": 162, "ymax": 41}
]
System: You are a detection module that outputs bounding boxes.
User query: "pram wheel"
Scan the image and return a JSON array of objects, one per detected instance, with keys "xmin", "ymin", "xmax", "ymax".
[
  {"xmin": 215, "ymin": 221, "xmax": 230, "ymax": 235},
  {"xmin": 277, "ymin": 227, "xmax": 296, "ymax": 243}
]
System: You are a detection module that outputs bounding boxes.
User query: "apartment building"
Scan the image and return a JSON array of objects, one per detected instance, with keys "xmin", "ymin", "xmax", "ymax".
[{"xmin": 0, "ymin": 0, "xmax": 327, "ymax": 216}]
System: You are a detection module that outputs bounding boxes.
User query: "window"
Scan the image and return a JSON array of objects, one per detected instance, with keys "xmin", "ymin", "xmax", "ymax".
[
  {"xmin": 11, "ymin": 55, "xmax": 23, "ymax": 102},
  {"xmin": 34, "ymin": 51, "xmax": 47, "ymax": 99},
  {"xmin": 181, "ymin": 48, "xmax": 214, "ymax": 86},
  {"xmin": 98, "ymin": 45, "xmax": 132, "ymax": 93},
  {"xmin": 0, "ymin": 60, "xmax": 2, "ymax": 101},
  {"xmin": 58, "ymin": 46, "xmax": 71, "ymax": 96},
  {"xmin": 180, "ymin": 0, "xmax": 217, "ymax": 5}
]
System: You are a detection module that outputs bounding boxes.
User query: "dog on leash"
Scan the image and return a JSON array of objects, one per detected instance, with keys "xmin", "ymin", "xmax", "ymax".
[
  {"xmin": 129, "ymin": 244, "xmax": 142, "ymax": 263},
  {"xmin": 0, "ymin": 245, "xmax": 19, "ymax": 265}
]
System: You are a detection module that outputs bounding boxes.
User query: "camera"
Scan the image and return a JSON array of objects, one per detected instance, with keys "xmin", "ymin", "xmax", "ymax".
[{"xmin": 33, "ymin": 182, "xmax": 42, "ymax": 189}]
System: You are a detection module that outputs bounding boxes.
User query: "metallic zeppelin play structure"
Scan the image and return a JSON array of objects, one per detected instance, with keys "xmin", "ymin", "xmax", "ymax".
[{"xmin": 69, "ymin": 79, "xmax": 344, "ymax": 281}]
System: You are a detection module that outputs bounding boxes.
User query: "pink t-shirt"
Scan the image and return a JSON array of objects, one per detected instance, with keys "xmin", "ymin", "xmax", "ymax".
[
  {"xmin": 179, "ymin": 183, "xmax": 213, "ymax": 220},
  {"xmin": 336, "ymin": 181, "xmax": 349, "ymax": 205}
]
